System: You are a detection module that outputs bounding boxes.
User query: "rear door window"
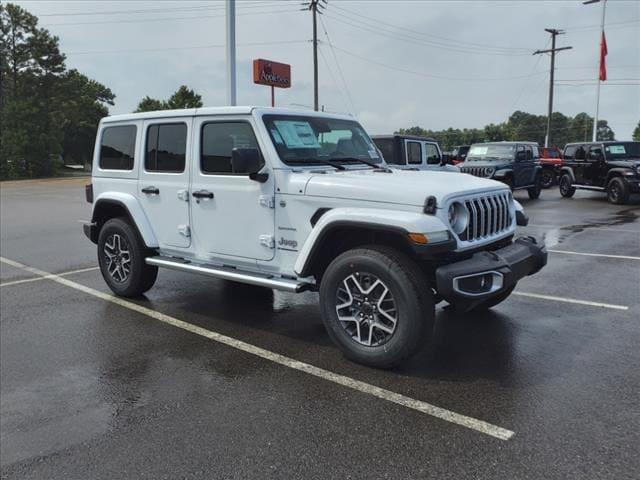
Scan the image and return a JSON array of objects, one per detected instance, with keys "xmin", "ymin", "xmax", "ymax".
[
  {"xmin": 99, "ymin": 125, "xmax": 137, "ymax": 170},
  {"xmin": 425, "ymin": 143, "xmax": 440, "ymax": 164},
  {"xmin": 145, "ymin": 123, "xmax": 187, "ymax": 172}
]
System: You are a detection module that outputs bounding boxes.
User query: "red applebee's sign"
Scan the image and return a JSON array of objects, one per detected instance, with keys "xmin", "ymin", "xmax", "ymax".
[{"xmin": 253, "ymin": 59, "xmax": 291, "ymax": 88}]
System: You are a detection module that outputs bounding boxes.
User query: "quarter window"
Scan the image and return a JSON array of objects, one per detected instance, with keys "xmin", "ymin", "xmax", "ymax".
[
  {"xmin": 407, "ymin": 141, "xmax": 422, "ymax": 165},
  {"xmin": 99, "ymin": 125, "xmax": 136, "ymax": 170},
  {"xmin": 145, "ymin": 123, "xmax": 187, "ymax": 172},
  {"xmin": 201, "ymin": 122, "xmax": 261, "ymax": 174}
]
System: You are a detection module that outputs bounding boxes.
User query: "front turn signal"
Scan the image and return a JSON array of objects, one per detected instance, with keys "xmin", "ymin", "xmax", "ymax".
[{"xmin": 408, "ymin": 233, "xmax": 429, "ymax": 245}]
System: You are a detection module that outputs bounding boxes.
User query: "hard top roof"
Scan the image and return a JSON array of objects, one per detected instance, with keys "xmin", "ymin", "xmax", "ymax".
[
  {"xmin": 371, "ymin": 134, "xmax": 437, "ymax": 142},
  {"xmin": 101, "ymin": 106, "xmax": 355, "ymax": 124}
]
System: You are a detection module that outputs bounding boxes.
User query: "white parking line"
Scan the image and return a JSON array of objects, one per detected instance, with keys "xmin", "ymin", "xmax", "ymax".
[
  {"xmin": 548, "ymin": 250, "xmax": 640, "ymax": 261},
  {"xmin": 513, "ymin": 291, "xmax": 629, "ymax": 311},
  {"xmin": 0, "ymin": 266, "xmax": 99, "ymax": 288},
  {"xmin": 0, "ymin": 256, "xmax": 513, "ymax": 441}
]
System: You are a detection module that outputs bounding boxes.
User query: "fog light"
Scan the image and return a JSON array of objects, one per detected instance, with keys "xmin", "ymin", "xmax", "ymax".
[{"xmin": 453, "ymin": 271, "xmax": 504, "ymax": 296}]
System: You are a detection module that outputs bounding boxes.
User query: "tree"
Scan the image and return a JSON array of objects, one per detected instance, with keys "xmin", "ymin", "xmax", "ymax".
[
  {"xmin": 568, "ymin": 112, "xmax": 593, "ymax": 143},
  {"xmin": 596, "ymin": 120, "xmax": 615, "ymax": 141},
  {"xmin": 135, "ymin": 96, "xmax": 166, "ymax": 113},
  {"xmin": 166, "ymin": 85, "xmax": 202, "ymax": 109},
  {"xmin": 0, "ymin": 3, "xmax": 116, "ymax": 179},
  {"xmin": 134, "ymin": 85, "xmax": 203, "ymax": 113},
  {"xmin": 633, "ymin": 121, "xmax": 640, "ymax": 141}
]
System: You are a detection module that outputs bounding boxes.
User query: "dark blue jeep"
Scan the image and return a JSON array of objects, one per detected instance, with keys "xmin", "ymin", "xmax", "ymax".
[{"xmin": 459, "ymin": 142, "xmax": 543, "ymax": 200}]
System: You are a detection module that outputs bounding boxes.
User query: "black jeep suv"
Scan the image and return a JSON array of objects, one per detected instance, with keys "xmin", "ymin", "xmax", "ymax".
[
  {"xmin": 459, "ymin": 142, "xmax": 543, "ymax": 199},
  {"xmin": 559, "ymin": 141, "xmax": 640, "ymax": 204}
]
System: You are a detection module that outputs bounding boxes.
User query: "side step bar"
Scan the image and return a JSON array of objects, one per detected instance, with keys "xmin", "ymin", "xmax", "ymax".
[
  {"xmin": 575, "ymin": 185, "xmax": 605, "ymax": 191},
  {"xmin": 146, "ymin": 256, "xmax": 312, "ymax": 293}
]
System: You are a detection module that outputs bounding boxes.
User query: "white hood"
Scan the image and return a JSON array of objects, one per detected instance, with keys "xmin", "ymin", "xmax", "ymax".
[{"xmin": 304, "ymin": 169, "xmax": 508, "ymax": 207}]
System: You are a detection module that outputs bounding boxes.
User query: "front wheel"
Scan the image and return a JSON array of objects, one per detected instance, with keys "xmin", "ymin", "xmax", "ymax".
[
  {"xmin": 607, "ymin": 177, "xmax": 630, "ymax": 205},
  {"xmin": 97, "ymin": 217, "xmax": 158, "ymax": 297},
  {"xmin": 559, "ymin": 173, "xmax": 576, "ymax": 198},
  {"xmin": 528, "ymin": 174, "xmax": 542, "ymax": 199},
  {"xmin": 541, "ymin": 169, "xmax": 555, "ymax": 189},
  {"xmin": 319, "ymin": 246, "xmax": 434, "ymax": 368}
]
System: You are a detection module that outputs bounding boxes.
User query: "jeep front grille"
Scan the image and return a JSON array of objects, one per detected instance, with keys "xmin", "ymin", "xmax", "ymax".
[
  {"xmin": 460, "ymin": 192, "xmax": 513, "ymax": 241},
  {"xmin": 460, "ymin": 166, "xmax": 493, "ymax": 178}
]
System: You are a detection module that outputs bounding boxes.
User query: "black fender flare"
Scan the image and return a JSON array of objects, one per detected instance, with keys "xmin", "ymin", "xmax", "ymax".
[
  {"xmin": 493, "ymin": 168, "xmax": 513, "ymax": 179},
  {"xmin": 559, "ymin": 166, "xmax": 576, "ymax": 182},
  {"xmin": 605, "ymin": 168, "xmax": 632, "ymax": 185}
]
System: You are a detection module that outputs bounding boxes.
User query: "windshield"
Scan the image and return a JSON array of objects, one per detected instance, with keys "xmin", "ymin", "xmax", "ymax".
[
  {"xmin": 604, "ymin": 142, "xmax": 640, "ymax": 159},
  {"xmin": 262, "ymin": 114, "xmax": 382, "ymax": 166},
  {"xmin": 466, "ymin": 144, "xmax": 515, "ymax": 162}
]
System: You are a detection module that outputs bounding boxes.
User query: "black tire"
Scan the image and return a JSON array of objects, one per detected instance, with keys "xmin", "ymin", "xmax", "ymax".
[
  {"xmin": 527, "ymin": 174, "xmax": 542, "ymax": 199},
  {"xmin": 541, "ymin": 168, "xmax": 555, "ymax": 189},
  {"xmin": 97, "ymin": 217, "xmax": 158, "ymax": 297},
  {"xmin": 465, "ymin": 286, "xmax": 515, "ymax": 312},
  {"xmin": 559, "ymin": 173, "xmax": 576, "ymax": 198},
  {"xmin": 502, "ymin": 176, "xmax": 514, "ymax": 191},
  {"xmin": 607, "ymin": 177, "xmax": 630, "ymax": 205},
  {"xmin": 319, "ymin": 245, "xmax": 434, "ymax": 369}
]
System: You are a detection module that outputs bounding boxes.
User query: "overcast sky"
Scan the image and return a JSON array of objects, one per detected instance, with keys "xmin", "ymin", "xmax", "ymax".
[{"xmin": 16, "ymin": 0, "xmax": 640, "ymax": 138}]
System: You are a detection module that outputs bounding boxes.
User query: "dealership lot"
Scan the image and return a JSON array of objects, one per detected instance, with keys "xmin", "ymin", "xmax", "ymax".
[{"xmin": 1, "ymin": 178, "xmax": 639, "ymax": 479}]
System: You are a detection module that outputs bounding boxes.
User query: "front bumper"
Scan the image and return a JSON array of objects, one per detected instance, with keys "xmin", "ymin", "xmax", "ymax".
[{"xmin": 435, "ymin": 236, "xmax": 547, "ymax": 307}]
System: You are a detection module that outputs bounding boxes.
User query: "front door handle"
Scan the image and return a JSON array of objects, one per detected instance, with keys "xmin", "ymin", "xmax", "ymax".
[
  {"xmin": 192, "ymin": 190, "xmax": 214, "ymax": 199},
  {"xmin": 141, "ymin": 186, "xmax": 159, "ymax": 195}
]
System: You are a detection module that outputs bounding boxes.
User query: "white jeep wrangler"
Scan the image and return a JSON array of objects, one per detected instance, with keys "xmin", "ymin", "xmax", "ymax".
[{"xmin": 84, "ymin": 107, "xmax": 547, "ymax": 368}]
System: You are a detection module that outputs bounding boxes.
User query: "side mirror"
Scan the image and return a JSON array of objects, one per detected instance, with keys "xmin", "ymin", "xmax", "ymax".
[
  {"xmin": 231, "ymin": 148, "xmax": 268, "ymax": 182},
  {"xmin": 516, "ymin": 151, "xmax": 526, "ymax": 161},
  {"xmin": 439, "ymin": 154, "xmax": 451, "ymax": 166}
]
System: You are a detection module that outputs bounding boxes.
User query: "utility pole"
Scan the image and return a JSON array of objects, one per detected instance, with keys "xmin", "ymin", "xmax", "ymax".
[
  {"xmin": 583, "ymin": 0, "xmax": 607, "ymax": 141},
  {"xmin": 534, "ymin": 29, "xmax": 572, "ymax": 148},
  {"xmin": 303, "ymin": 0, "xmax": 326, "ymax": 111},
  {"xmin": 225, "ymin": 0, "xmax": 237, "ymax": 106}
]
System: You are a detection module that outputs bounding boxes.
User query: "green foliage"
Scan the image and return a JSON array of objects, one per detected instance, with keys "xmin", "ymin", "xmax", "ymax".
[
  {"xmin": 633, "ymin": 121, "xmax": 640, "ymax": 142},
  {"xmin": 396, "ymin": 111, "xmax": 616, "ymax": 150},
  {"xmin": 134, "ymin": 85, "xmax": 203, "ymax": 112},
  {"xmin": 0, "ymin": 3, "xmax": 115, "ymax": 179}
]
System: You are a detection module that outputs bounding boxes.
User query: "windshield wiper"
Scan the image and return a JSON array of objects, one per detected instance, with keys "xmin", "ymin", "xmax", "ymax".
[
  {"xmin": 290, "ymin": 158, "xmax": 346, "ymax": 170},
  {"xmin": 331, "ymin": 156, "xmax": 392, "ymax": 172}
]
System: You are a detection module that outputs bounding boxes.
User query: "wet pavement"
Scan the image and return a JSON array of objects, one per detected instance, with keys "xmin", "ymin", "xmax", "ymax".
[{"xmin": 1, "ymin": 178, "xmax": 639, "ymax": 479}]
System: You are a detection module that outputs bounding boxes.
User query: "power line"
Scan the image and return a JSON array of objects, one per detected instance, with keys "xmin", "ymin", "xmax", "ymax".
[
  {"xmin": 330, "ymin": 3, "xmax": 534, "ymax": 53},
  {"xmin": 327, "ymin": 43, "xmax": 548, "ymax": 82},
  {"xmin": 37, "ymin": 2, "xmax": 277, "ymax": 17},
  {"xmin": 317, "ymin": 44, "xmax": 351, "ymax": 115},
  {"xmin": 65, "ymin": 40, "xmax": 309, "ymax": 56},
  {"xmin": 323, "ymin": 13, "xmax": 531, "ymax": 57},
  {"xmin": 42, "ymin": 7, "xmax": 300, "ymax": 27},
  {"xmin": 318, "ymin": 16, "xmax": 358, "ymax": 117}
]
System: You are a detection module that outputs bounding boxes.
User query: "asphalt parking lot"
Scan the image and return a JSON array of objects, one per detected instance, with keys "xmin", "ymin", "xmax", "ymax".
[{"xmin": 1, "ymin": 177, "xmax": 639, "ymax": 479}]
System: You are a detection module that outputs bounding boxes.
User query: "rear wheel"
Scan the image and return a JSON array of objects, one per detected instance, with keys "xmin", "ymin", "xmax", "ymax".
[
  {"xmin": 319, "ymin": 245, "xmax": 434, "ymax": 368},
  {"xmin": 559, "ymin": 173, "xmax": 576, "ymax": 198},
  {"xmin": 541, "ymin": 168, "xmax": 555, "ymax": 188},
  {"xmin": 98, "ymin": 217, "xmax": 158, "ymax": 297},
  {"xmin": 607, "ymin": 177, "xmax": 629, "ymax": 205}
]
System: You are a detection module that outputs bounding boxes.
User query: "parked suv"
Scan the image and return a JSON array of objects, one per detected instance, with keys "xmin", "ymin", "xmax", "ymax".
[
  {"xmin": 372, "ymin": 135, "xmax": 457, "ymax": 172},
  {"xmin": 459, "ymin": 142, "xmax": 543, "ymax": 199},
  {"xmin": 539, "ymin": 146, "xmax": 563, "ymax": 188},
  {"xmin": 84, "ymin": 107, "xmax": 546, "ymax": 368},
  {"xmin": 559, "ymin": 141, "xmax": 640, "ymax": 204},
  {"xmin": 451, "ymin": 145, "xmax": 470, "ymax": 165}
]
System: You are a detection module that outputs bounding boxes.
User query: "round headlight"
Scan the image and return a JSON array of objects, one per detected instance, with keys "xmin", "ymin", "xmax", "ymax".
[
  {"xmin": 448, "ymin": 201, "xmax": 468, "ymax": 234},
  {"xmin": 485, "ymin": 167, "xmax": 495, "ymax": 177}
]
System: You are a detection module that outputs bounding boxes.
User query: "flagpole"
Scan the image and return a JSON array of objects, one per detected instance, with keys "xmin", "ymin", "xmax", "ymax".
[{"xmin": 592, "ymin": 0, "xmax": 607, "ymax": 141}]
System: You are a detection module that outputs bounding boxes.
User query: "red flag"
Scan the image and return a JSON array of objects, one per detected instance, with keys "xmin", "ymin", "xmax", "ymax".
[{"xmin": 599, "ymin": 31, "xmax": 608, "ymax": 82}]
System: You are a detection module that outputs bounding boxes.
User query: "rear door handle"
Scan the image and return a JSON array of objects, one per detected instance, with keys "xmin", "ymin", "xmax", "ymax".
[
  {"xmin": 141, "ymin": 186, "xmax": 159, "ymax": 195},
  {"xmin": 192, "ymin": 190, "xmax": 214, "ymax": 199}
]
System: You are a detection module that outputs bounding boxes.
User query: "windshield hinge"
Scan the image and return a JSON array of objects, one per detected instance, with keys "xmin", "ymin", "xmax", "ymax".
[
  {"xmin": 259, "ymin": 234, "xmax": 275, "ymax": 248},
  {"xmin": 259, "ymin": 195, "xmax": 275, "ymax": 209}
]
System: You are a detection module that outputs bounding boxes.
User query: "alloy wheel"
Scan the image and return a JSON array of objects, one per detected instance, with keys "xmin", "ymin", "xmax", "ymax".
[
  {"xmin": 335, "ymin": 272, "xmax": 398, "ymax": 347},
  {"xmin": 103, "ymin": 233, "xmax": 131, "ymax": 283}
]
